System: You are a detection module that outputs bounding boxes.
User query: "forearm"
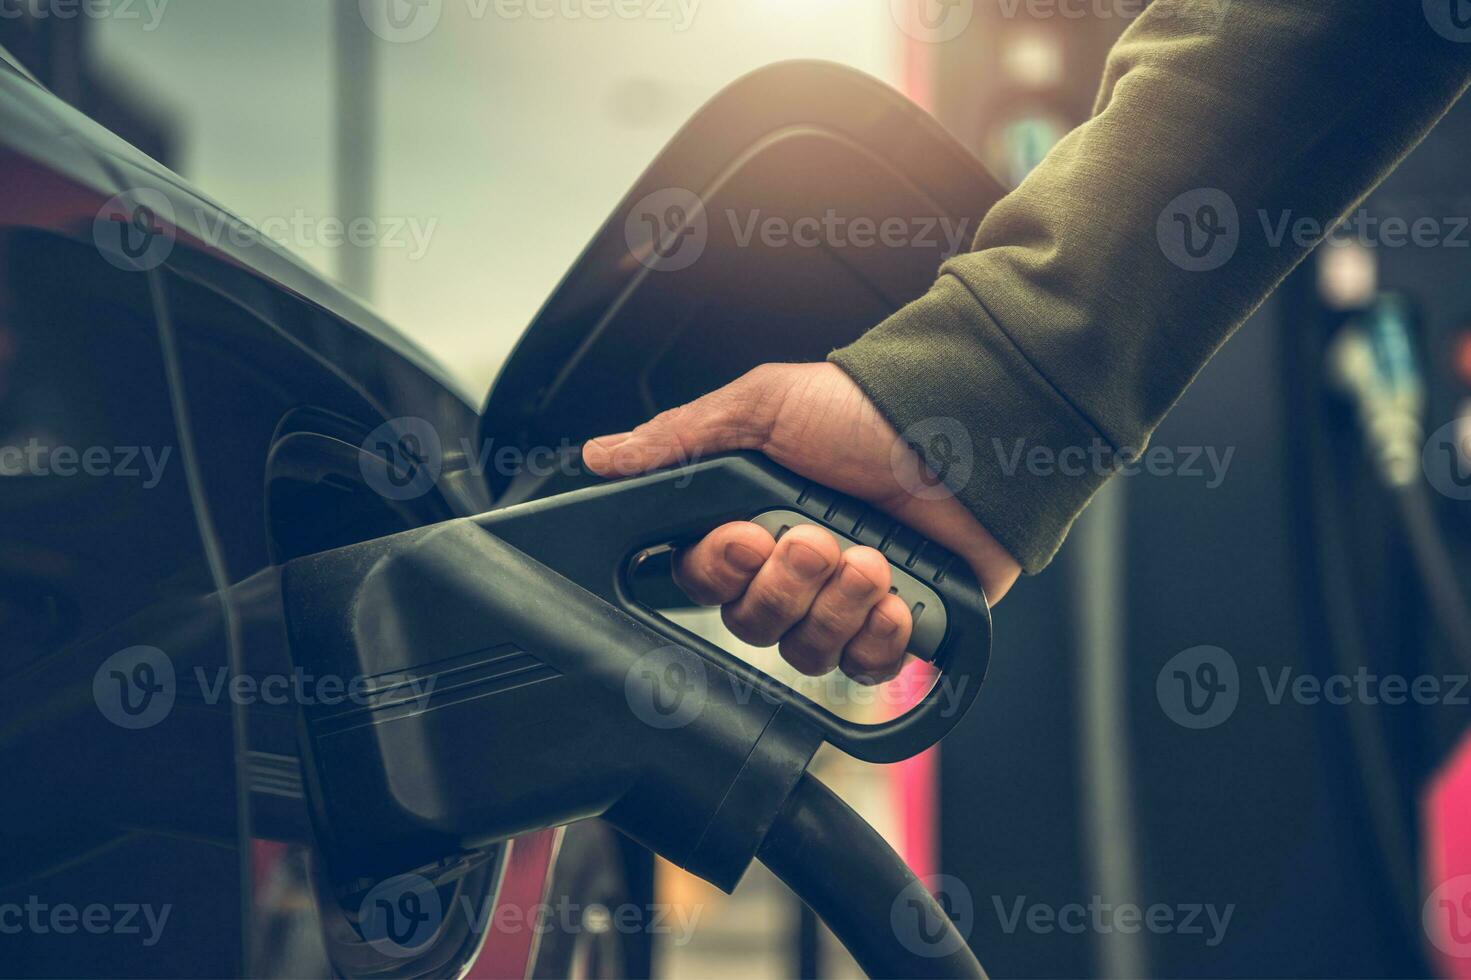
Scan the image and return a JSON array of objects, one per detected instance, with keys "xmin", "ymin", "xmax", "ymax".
[{"xmin": 833, "ymin": 0, "xmax": 1471, "ymax": 572}]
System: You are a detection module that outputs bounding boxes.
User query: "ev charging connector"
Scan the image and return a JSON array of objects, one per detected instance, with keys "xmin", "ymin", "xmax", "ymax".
[{"xmin": 281, "ymin": 453, "xmax": 993, "ymax": 974}]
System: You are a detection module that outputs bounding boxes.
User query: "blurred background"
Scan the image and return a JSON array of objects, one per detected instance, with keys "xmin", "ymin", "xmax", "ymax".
[
  {"xmin": 8, "ymin": 0, "xmax": 920, "ymax": 395},
  {"xmin": 4, "ymin": 1, "xmax": 1469, "ymax": 977}
]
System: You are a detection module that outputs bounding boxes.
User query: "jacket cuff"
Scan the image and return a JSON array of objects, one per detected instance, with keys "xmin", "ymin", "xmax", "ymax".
[{"xmin": 829, "ymin": 273, "xmax": 1113, "ymax": 573}]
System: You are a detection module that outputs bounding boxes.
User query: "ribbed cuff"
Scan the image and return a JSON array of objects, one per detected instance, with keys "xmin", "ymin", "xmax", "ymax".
[{"xmin": 830, "ymin": 274, "xmax": 1114, "ymax": 573}]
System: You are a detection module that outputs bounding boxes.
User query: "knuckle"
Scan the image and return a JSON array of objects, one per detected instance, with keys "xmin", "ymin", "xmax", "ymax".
[
  {"xmin": 804, "ymin": 602, "xmax": 855, "ymax": 641},
  {"xmin": 846, "ymin": 638, "xmax": 899, "ymax": 668},
  {"xmin": 675, "ymin": 577, "xmax": 721, "ymax": 607},
  {"xmin": 843, "ymin": 662, "xmax": 901, "ymax": 686},
  {"xmin": 648, "ymin": 403, "xmax": 686, "ymax": 428},
  {"xmin": 742, "ymin": 362, "xmax": 782, "ymax": 388},
  {"xmin": 875, "ymin": 594, "xmax": 913, "ymax": 631},
  {"xmin": 781, "ymin": 635, "xmax": 839, "ymax": 676},
  {"xmin": 708, "ymin": 555, "xmax": 754, "ymax": 593},
  {"xmin": 781, "ymin": 523, "xmax": 841, "ymax": 556},
  {"xmin": 830, "ymin": 557, "xmax": 888, "ymax": 607},
  {"xmin": 722, "ymin": 594, "xmax": 790, "ymax": 646},
  {"xmin": 842, "ymin": 645, "xmax": 903, "ymax": 684},
  {"xmin": 720, "ymin": 604, "xmax": 770, "ymax": 645},
  {"xmin": 748, "ymin": 586, "xmax": 801, "ymax": 623},
  {"xmin": 775, "ymin": 537, "xmax": 839, "ymax": 584},
  {"xmin": 671, "ymin": 553, "xmax": 723, "ymax": 606},
  {"xmin": 844, "ymin": 547, "xmax": 892, "ymax": 591}
]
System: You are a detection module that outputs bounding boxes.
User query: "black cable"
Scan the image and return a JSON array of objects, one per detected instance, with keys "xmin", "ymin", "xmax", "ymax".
[
  {"xmin": 757, "ymin": 774, "xmax": 986, "ymax": 980},
  {"xmin": 1285, "ymin": 288, "xmax": 1426, "ymax": 964},
  {"xmin": 1303, "ymin": 449, "xmax": 1423, "ymax": 939},
  {"xmin": 1395, "ymin": 482, "xmax": 1471, "ymax": 669}
]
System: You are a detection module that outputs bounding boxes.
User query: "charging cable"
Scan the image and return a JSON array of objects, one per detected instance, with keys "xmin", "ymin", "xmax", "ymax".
[{"xmin": 1328, "ymin": 294, "xmax": 1471, "ymax": 665}]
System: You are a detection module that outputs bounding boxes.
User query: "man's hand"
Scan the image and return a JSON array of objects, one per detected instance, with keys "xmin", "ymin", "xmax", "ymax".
[{"xmin": 582, "ymin": 363, "xmax": 1019, "ymax": 683}]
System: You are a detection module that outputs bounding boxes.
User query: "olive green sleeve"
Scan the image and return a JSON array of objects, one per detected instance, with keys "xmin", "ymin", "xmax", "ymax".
[{"xmin": 831, "ymin": 1, "xmax": 1471, "ymax": 572}]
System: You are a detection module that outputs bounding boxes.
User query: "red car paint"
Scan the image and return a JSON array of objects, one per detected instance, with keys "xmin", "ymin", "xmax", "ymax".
[{"xmin": 465, "ymin": 829, "xmax": 564, "ymax": 980}]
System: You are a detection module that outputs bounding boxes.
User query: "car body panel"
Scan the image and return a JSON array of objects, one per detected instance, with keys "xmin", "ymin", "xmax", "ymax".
[{"xmin": 0, "ymin": 42, "xmax": 531, "ymax": 980}]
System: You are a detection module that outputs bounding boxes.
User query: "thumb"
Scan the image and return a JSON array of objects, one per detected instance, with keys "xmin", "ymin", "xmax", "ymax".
[{"xmin": 582, "ymin": 372, "xmax": 777, "ymax": 478}]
